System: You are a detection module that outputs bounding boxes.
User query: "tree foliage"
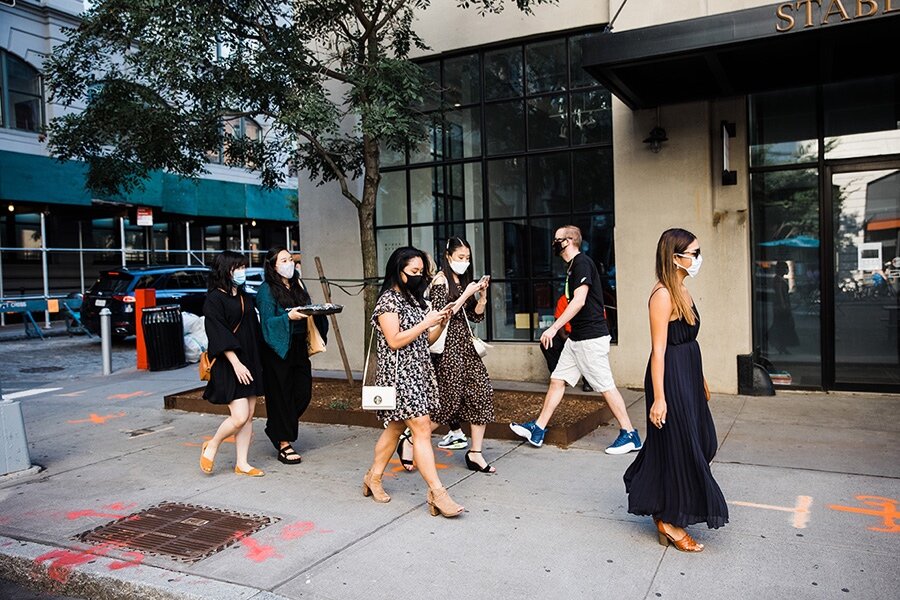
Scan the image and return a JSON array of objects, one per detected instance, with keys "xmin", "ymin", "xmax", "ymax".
[{"xmin": 46, "ymin": 0, "xmax": 555, "ymax": 322}]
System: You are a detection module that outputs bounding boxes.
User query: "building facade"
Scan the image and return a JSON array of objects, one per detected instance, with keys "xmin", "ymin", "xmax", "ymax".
[
  {"xmin": 300, "ymin": 0, "xmax": 899, "ymax": 394},
  {"xmin": 0, "ymin": 0, "xmax": 299, "ymax": 303}
]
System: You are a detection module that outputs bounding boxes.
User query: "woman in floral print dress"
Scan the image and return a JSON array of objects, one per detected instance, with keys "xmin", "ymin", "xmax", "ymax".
[{"xmin": 362, "ymin": 246, "xmax": 465, "ymax": 518}]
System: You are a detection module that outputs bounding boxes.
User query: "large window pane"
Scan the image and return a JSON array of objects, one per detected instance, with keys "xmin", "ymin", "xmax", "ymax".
[
  {"xmin": 6, "ymin": 55, "xmax": 41, "ymax": 94},
  {"xmin": 569, "ymin": 34, "xmax": 595, "ymax": 90},
  {"xmin": 490, "ymin": 281, "xmax": 531, "ymax": 341},
  {"xmin": 489, "ymin": 219, "xmax": 528, "ymax": 279},
  {"xmin": 410, "ymin": 166, "xmax": 442, "ymax": 223},
  {"xmin": 411, "ymin": 225, "xmax": 437, "ymax": 265},
  {"xmin": 445, "ymin": 107, "xmax": 481, "ymax": 159},
  {"xmin": 409, "ymin": 113, "xmax": 442, "ymax": 163},
  {"xmin": 527, "ymin": 95, "xmax": 568, "ymax": 150},
  {"xmin": 418, "ymin": 61, "xmax": 441, "ymax": 111},
  {"xmin": 824, "ymin": 75, "xmax": 900, "ymax": 160},
  {"xmin": 379, "ymin": 141, "xmax": 405, "ymax": 167},
  {"xmin": 444, "ymin": 54, "xmax": 480, "ymax": 106},
  {"xmin": 487, "ymin": 158, "xmax": 526, "ymax": 218},
  {"xmin": 376, "ymin": 227, "xmax": 409, "ymax": 275},
  {"xmin": 751, "ymin": 168, "xmax": 821, "ymax": 387},
  {"xmin": 571, "ymin": 89, "xmax": 611, "ymax": 145},
  {"xmin": 749, "ymin": 86, "xmax": 818, "ymax": 167},
  {"xmin": 485, "ymin": 46, "xmax": 523, "ymax": 100},
  {"xmin": 10, "ymin": 93, "xmax": 41, "ymax": 131},
  {"xmin": 525, "ymin": 39, "xmax": 566, "ymax": 94},
  {"xmin": 528, "ymin": 153, "xmax": 570, "ymax": 215},
  {"xmin": 573, "ymin": 148, "xmax": 613, "ymax": 213},
  {"xmin": 376, "ymin": 170, "xmax": 407, "ymax": 226},
  {"xmin": 484, "ymin": 100, "xmax": 525, "ymax": 155},
  {"xmin": 529, "ymin": 218, "xmax": 564, "ymax": 279},
  {"xmin": 446, "ymin": 162, "xmax": 484, "ymax": 220}
]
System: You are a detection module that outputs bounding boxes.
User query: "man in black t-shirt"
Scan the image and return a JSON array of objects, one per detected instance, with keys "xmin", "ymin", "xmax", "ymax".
[{"xmin": 511, "ymin": 225, "xmax": 641, "ymax": 454}]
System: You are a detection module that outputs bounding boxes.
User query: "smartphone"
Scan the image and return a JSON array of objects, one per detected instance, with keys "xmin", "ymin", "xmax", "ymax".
[{"xmin": 479, "ymin": 275, "xmax": 491, "ymax": 285}]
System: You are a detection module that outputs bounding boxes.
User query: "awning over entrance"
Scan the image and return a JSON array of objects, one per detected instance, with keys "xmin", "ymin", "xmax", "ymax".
[{"xmin": 583, "ymin": 3, "xmax": 900, "ymax": 109}]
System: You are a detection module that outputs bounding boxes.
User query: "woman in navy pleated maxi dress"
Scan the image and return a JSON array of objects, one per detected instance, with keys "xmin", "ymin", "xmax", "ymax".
[{"xmin": 624, "ymin": 228, "xmax": 728, "ymax": 552}]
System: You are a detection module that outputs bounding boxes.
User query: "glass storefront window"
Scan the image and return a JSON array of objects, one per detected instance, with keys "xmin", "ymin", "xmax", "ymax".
[
  {"xmin": 528, "ymin": 154, "xmax": 570, "ymax": 216},
  {"xmin": 485, "ymin": 100, "xmax": 525, "ymax": 155},
  {"xmin": 444, "ymin": 54, "xmax": 480, "ymax": 106},
  {"xmin": 749, "ymin": 86, "xmax": 818, "ymax": 167},
  {"xmin": 751, "ymin": 168, "xmax": 822, "ymax": 387},
  {"xmin": 487, "ymin": 158, "xmax": 526, "ymax": 218},
  {"xmin": 375, "ymin": 227, "xmax": 408, "ymax": 275},
  {"xmin": 824, "ymin": 75, "xmax": 900, "ymax": 160},
  {"xmin": 418, "ymin": 61, "xmax": 441, "ymax": 111},
  {"xmin": 525, "ymin": 39, "xmax": 566, "ymax": 94},
  {"xmin": 376, "ymin": 170, "xmax": 407, "ymax": 226},
  {"xmin": 376, "ymin": 30, "xmax": 614, "ymax": 343},
  {"xmin": 484, "ymin": 47, "xmax": 523, "ymax": 100}
]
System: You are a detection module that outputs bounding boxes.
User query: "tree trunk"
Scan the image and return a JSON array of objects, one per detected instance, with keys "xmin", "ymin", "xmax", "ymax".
[{"xmin": 358, "ymin": 132, "xmax": 381, "ymax": 350}]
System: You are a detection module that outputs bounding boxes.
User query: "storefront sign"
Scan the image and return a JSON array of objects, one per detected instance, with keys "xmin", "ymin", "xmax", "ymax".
[
  {"xmin": 136, "ymin": 207, "xmax": 153, "ymax": 227},
  {"xmin": 858, "ymin": 242, "xmax": 883, "ymax": 271},
  {"xmin": 776, "ymin": 0, "xmax": 899, "ymax": 32}
]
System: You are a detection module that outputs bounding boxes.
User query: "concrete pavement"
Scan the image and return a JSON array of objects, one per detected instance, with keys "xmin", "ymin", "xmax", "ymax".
[{"xmin": 0, "ymin": 342, "xmax": 898, "ymax": 600}]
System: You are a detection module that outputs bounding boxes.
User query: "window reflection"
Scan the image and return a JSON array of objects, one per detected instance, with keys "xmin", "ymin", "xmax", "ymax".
[
  {"xmin": 824, "ymin": 75, "xmax": 900, "ymax": 160},
  {"xmin": 749, "ymin": 86, "xmax": 818, "ymax": 167},
  {"xmin": 376, "ymin": 170, "xmax": 407, "ymax": 226},
  {"xmin": 487, "ymin": 158, "xmax": 526, "ymax": 218},
  {"xmin": 2, "ymin": 52, "xmax": 43, "ymax": 132},
  {"xmin": 485, "ymin": 47, "xmax": 523, "ymax": 100}
]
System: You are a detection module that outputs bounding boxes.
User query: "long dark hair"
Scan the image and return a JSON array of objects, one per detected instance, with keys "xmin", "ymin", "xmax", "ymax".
[
  {"xmin": 655, "ymin": 228, "xmax": 697, "ymax": 325},
  {"xmin": 264, "ymin": 246, "xmax": 310, "ymax": 309},
  {"xmin": 208, "ymin": 250, "xmax": 248, "ymax": 292},
  {"xmin": 441, "ymin": 236, "xmax": 475, "ymax": 311},
  {"xmin": 380, "ymin": 246, "xmax": 429, "ymax": 309}
]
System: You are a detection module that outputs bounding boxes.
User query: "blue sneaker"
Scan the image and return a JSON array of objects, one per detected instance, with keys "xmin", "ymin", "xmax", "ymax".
[
  {"xmin": 605, "ymin": 429, "xmax": 642, "ymax": 455},
  {"xmin": 509, "ymin": 420, "xmax": 545, "ymax": 447}
]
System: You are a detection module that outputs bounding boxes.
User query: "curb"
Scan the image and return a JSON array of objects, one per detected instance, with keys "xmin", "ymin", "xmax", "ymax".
[{"xmin": 0, "ymin": 535, "xmax": 289, "ymax": 600}]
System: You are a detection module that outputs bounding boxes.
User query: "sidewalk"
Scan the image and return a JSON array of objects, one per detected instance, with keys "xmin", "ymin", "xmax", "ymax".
[{"xmin": 0, "ymin": 364, "xmax": 897, "ymax": 600}]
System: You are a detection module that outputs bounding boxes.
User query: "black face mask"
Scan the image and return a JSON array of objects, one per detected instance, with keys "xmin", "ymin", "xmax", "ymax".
[
  {"xmin": 404, "ymin": 274, "xmax": 427, "ymax": 295},
  {"xmin": 551, "ymin": 240, "xmax": 566, "ymax": 256}
]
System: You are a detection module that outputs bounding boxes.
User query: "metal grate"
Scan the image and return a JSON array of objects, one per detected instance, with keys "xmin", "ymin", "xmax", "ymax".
[{"xmin": 76, "ymin": 502, "xmax": 278, "ymax": 563}]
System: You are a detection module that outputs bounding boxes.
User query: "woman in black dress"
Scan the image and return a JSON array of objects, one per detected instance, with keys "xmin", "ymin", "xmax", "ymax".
[
  {"xmin": 200, "ymin": 251, "xmax": 266, "ymax": 477},
  {"xmin": 624, "ymin": 228, "xmax": 728, "ymax": 552},
  {"xmin": 257, "ymin": 247, "xmax": 328, "ymax": 464}
]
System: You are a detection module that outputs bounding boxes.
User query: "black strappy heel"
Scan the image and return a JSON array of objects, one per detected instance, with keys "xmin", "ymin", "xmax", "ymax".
[
  {"xmin": 276, "ymin": 444, "xmax": 302, "ymax": 464},
  {"xmin": 396, "ymin": 431, "xmax": 415, "ymax": 472},
  {"xmin": 465, "ymin": 450, "xmax": 495, "ymax": 473}
]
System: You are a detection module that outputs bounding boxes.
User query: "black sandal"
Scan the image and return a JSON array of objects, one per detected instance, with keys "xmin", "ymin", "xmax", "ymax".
[
  {"xmin": 396, "ymin": 431, "xmax": 415, "ymax": 472},
  {"xmin": 277, "ymin": 444, "xmax": 302, "ymax": 464},
  {"xmin": 465, "ymin": 450, "xmax": 496, "ymax": 473}
]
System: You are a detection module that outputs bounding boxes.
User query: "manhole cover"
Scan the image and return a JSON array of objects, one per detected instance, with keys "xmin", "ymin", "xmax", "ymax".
[
  {"xmin": 76, "ymin": 502, "xmax": 278, "ymax": 563},
  {"xmin": 20, "ymin": 366, "xmax": 66, "ymax": 373}
]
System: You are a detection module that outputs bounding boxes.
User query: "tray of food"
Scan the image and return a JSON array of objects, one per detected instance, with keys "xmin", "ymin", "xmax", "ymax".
[{"xmin": 286, "ymin": 303, "xmax": 344, "ymax": 316}]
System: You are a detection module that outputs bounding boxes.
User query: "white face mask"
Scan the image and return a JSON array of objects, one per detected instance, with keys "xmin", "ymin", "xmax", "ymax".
[
  {"xmin": 675, "ymin": 253, "xmax": 703, "ymax": 278},
  {"xmin": 449, "ymin": 260, "xmax": 470, "ymax": 275},
  {"xmin": 276, "ymin": 262, "xmax": 295, "ymax": 279}
]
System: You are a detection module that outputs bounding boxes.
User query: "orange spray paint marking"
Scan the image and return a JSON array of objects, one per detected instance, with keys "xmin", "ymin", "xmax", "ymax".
[
  {"xmin": 281, "ymin": 521, "xmax": 316, "ymax": 540},
  {"xmin": 66, "ymin": 510, "xmax": 126, "ymax": 521},
  {"xmin": 67, "ymin": 412, "xmax": 126, "ymax": 425},
  {"xmin": 107, "ymin": 391, "xmax": 149, "ymax": 400},
  {"xmin": 103, "ymin": 502, "xmax": 137, "ymax": 511},
  {"xmin": 730, "ymin": 496, "xmax": 813, "ymax": 529},
  {"xmin": 33, "ymin": 546, "xmax": 110, "ymax": 583},
  {"xmin": 240, "ymin": 537, "xmax": 282, "ymax": 562},
  {"xmin": 828, "ymin": 496, "xmax": 900, "ymax": 533}
]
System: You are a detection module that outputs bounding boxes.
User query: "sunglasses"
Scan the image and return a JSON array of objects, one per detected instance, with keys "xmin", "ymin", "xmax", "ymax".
[{"xmin": 676, "ymin": 248, "xmax": 701, "ymax": 258}]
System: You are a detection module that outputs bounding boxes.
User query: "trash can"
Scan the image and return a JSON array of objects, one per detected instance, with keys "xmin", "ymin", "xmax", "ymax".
[{"xmin": 141, "ymin": 306, "xmax": 186, "ymax": 371}]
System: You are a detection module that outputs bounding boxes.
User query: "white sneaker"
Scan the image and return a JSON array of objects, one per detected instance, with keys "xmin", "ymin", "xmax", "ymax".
[{"xmin": 437, "ymin": 430, "xmax": 468, "ymax": 450}]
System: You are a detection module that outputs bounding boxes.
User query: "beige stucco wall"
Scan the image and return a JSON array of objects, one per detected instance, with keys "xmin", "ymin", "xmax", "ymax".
[{"xmin": 302, "ymin": 0, "xmax": 757, "ymax": 392}]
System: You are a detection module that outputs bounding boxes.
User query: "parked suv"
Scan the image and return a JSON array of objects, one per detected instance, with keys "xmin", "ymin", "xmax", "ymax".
[{"xmin": 81, "ymin": 266, "xmax": 210, "ymax": 338}]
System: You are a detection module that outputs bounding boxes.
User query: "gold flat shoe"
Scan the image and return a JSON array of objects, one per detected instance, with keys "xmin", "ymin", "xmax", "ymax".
[
  {"xmin": 234, "ymin": 466, "xmax": 265, "ymax": 477},
  {"xmin": 200, "ymin": 441, "xmax": 214, "ymax": 474}
]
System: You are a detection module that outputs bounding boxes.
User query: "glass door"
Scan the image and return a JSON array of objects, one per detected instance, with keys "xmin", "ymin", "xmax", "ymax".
[{"xmin": 828, "ymin": 162, "xmax": 900, "ymax": 389}]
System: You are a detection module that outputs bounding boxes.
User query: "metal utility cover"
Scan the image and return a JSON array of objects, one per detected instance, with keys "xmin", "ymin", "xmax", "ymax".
[{"xmin": 76, "ymin": 502, "xmax": 278, "ymax": 563}]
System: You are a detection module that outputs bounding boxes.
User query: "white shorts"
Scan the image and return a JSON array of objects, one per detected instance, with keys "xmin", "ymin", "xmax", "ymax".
[{"xmin": 550, "ymin": 335, "xmax": 616, "ymax": 393}]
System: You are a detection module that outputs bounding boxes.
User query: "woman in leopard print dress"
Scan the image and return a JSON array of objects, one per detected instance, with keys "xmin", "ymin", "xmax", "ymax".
[
  {"xmin": 361, "ymin": 247, "xmax": 465, "ymax": 518},
  {"xmin": 429, "ymin": 237, "xmax": 495, "ymax": 473}
]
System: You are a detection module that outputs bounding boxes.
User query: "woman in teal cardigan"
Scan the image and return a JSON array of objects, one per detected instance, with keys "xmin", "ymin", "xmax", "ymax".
[{"xmin": 257, "ymin": 247, "xmax": 328, "ymax": 464}]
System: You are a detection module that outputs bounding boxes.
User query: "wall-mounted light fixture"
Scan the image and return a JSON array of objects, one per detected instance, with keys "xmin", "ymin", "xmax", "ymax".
[
  {"xmin": 7, "ymin": 204, "xmax": 14, "ymax": 212},
  {"xmin": 722, "ymin": 121, "xmax": 737, "ymax": 186},
  {"xmin": 251, "ymin": 220, "xmax": 257, "ymax": 227},
  {"xmin": 643, "ymin": 107, "xmax": 667, "ymax": 153}
]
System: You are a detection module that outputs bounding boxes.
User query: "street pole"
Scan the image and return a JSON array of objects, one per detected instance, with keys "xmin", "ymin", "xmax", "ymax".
[
  {"xmin": 41, "ymin": 212, "xmax": 50, "ymax": 328},
  {"xmin": 0, "ymin": 371, "xmax": 34, "ymax": 477},
  {"xmin": 100, "ymin": 308, "xmax": 112, "ymax": 375}
]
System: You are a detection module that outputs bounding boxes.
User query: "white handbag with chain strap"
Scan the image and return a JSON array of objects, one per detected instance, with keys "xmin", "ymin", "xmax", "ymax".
[{"xmin": 362, "ymin": 327, "xmax": 398, "ymax": 410}]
